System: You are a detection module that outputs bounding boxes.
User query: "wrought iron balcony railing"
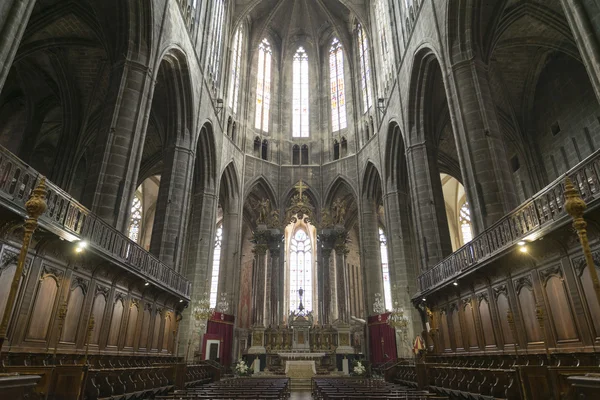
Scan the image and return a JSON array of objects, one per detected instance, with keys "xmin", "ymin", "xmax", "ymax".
[
  {"xmin": 0, "ymin": 146, "xmax": 191, "ymax": 299},
  {"xmin": 417, "ymin": 149, "xmax": 600, "ymax": 295}
]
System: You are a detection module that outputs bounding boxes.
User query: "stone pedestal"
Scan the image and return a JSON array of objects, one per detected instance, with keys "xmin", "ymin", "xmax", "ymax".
[
  {"xmin": 248, "ymin": 327, "xmax": 266, "ymax": 354},
  {"xmin": 342, "ymin": 358, "xmax": 349, "ymax": 375}
]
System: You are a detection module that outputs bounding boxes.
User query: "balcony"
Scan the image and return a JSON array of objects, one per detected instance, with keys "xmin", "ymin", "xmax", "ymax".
[
  {"xmin": 0, "ymin": 146, "xmax": 191, "ymax": 300},
  {"xmin": 416, "ymin": 148, "xmax": 600, "ymax": 296}
]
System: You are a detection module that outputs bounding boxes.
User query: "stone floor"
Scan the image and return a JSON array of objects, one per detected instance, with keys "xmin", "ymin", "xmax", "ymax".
[{"xmin": 290, "ymin": 391, "xmax": 312, "ymax": 399}]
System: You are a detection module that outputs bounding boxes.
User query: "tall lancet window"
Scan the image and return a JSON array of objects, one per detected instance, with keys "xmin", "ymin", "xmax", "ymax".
[
  {"xmin": 207, "ymin": 0, "xmax": 225, "ymax": 89},
  {"xmin": 357, "ymin": 24, "xmax": 373, "ymax": 113},
  {"xmin": 228, "ymin": 26, "xmax": 243, "ymax": 113},
  {"xmin": 376, "ymin": 0, "xmax": 394, "ymax": 93},
  {"xmin": 289, "ymin": 229, "xmax": 313, "ymax": 312},
  {"xmin": 255, "ymin": 38, "xmax": 272, "ymax": 132},
  {"xmin": 209, "ymin": 224, "xmax": 223, "ymax": 308},
  {"xmin": 379, "ymin": 228, "xmax": 392, "ymax": 311},
  {"xmin": 128, "ymin": 194, "xmax": 142, "ymax": 243},
  {"xmin": 460, "ymin": 202, "xmax": 473, "ymax": 244},
  {"xmin": 293, "ymin": 47, "xmax": 309, "ymax": 138},
  {"xmin": 329, "ymin": 38, "xmax": 347, "ymax": 132}
]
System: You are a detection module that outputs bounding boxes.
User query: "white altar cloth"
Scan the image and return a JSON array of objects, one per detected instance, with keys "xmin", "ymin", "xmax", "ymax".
[
  {"xmin": 277, "ymin": 352, "xmax": 325, "ymax": 359},
  {"xmin": 285, "ymin": 360, "xmax": 316, "ymax": 375}
]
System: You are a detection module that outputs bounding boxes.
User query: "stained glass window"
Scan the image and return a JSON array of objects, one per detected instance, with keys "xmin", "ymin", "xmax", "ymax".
[
  {"xmin": 460, "ymin": 202, "xmax": 473, "ymax": 245},
  {"xmin": 228, "ymin": 26, "xmax": 243, "ymax": 113},
  {"xmin": 379, "ymin": 228, "xmax": 392, "ymax": 311},
  {"xmin": 207, "ymin": 0, "xmax": 225, "ymax": 90},
  {"xmin": 209, "ymin": 225, "xmax": 223, "ymax": 308},
  {"xmin": 376, "ymin": 0, "xmax": 394, "ymax": 94},
  {"xmin": 128, "ymin": 194, "xmax": 142, "ymax": 243},
  {"xmin": 293, "ymin": 47, "xmax": 309, "ymax": 138},
  {"xmin": 329, "ymin": 38, "xmax": 347, "ymax": 132},
  {"xmin": 357, "ymin": 24, "xmax": 373, "ymax": 113},
  {"xmin": 289, "ymin": 229, "xmax": 312, "ymax": 312},
  {"xmin": 255, "ymin": 39, "xmax": 272, "ymax": 132}
]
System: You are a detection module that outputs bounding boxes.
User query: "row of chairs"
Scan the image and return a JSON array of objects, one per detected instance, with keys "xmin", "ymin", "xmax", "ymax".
[
  {"xmin": 157, "ymin": 377, "xmax": 290, "ymax": 399},
  {"xmin": 312, "ymin": 378, "xmax": 448, "ymax": 400}
]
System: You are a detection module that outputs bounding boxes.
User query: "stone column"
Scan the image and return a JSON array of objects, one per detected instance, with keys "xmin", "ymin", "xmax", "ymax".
[
  {"xmin": 178, "ymin": 189, "xmax": 218, "ymax": 358},
  {"xmin": 84, "ymin": 58, "xmax": 153, "ymax": 230},
  {"xmin": 383, "ymin": 190, "xmax": 420, "ymax": 340},
  {"xmin": 0, "ymin": 0, "xmax": 36, "ymax": 93},
  {"xmin": 149, "ymin": 144, "xmax": 195, "ymax": 271},
  {"xmin": 334, "ymin": 229, "xmax": 350, "ymax": 323},
  {"xmin": 252, "ymin": 234, "xmax": 268, "ymax": 327},
  {"xmin": 406, "ymin": 142, "xmax": 452, "ymax": 269},
  {"xmin": 450, "ymin": 59, "xmax": 518, "ymax": 231},
  {"xmin": 360, "ymin": 200, "xmax": 385, "ymax": 316},
  {"xmin": 268, "ymin": 237, "xmax": 282, "ymax": 327},
  {"xmin": 217, "ymin": 210, "xmax": 241, "ymax": 314},
  {"xmin": 560, "ymin": 0, "xmax": 600, "ymax": 103},
  {"xmin": 320, "ymin": 233, "xmax": 336, "ymax": 324}
]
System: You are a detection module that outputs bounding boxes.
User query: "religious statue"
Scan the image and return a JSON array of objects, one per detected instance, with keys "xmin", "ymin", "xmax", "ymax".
[
  {"xmin": 332, "ymin": 198, "xmax": 347, "ymax": 225},
  {"xmin": 321, "ymin": 207, "xmax": 334, "ymax": 228},
  {"xmin": 268, "ymin": 209, "xmax": 280, "ymax": 229},
  {"xmin": 254, "ymin": 198, "xmax": 270, "ymax": 225}
]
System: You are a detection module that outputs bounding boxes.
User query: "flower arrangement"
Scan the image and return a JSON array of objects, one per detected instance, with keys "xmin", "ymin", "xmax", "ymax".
[
  {"xmin": 352, "ymin": 360, "xmax": 366, "ymax": 376},
  {"xmin": 235, "ymin": 359, "xmax": 251, "ymax": 376}
]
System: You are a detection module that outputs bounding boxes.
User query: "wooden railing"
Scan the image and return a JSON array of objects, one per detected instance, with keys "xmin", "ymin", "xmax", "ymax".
[
  {"xmin": 417, "ymin": 149, "xmax": 600, "ymax": 294},
  {"xmin": 0, "ymin": 145, "xmax": 191, "ymax": 299}
]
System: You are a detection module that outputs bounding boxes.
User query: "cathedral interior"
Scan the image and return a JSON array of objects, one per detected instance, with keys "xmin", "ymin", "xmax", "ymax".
[{"xmin": 0, "ymin": 0, "xmax": 600, "ymax": 399}]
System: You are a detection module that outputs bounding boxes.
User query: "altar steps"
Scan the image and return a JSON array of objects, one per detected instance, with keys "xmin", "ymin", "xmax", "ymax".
[{"xmin": 290, "ymin": 378, "xmax": 312, "ymax": 391}]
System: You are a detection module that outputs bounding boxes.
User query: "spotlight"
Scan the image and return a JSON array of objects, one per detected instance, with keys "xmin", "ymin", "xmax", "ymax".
[
  {"xmin": 77, "ymin": 241, "xmax": 88, "ymax": 249},
  {"xmin": 422, "ymin": 298, "xmax": 426, "ymax": 302},
  {"xmin": 75, "ymin": 247, "xmax": 83, "ymax": 253},
  {"xmin": 453, "ymin": 282, "xmax": 458, "ymax": 286},
  {"xmin": 179, "ymin": 299, "xmax": 183, "ymax": 303},
  {"xmin": 517, "ymin": 241, "xmax": 526, "ymax": 246},
  {"xmin": 144, "ymin": 282, "xmax": 150, "ymax": 287},
  {"xmin": 519, "ymin": 246, "xmax": 528, "ymax": 253}
]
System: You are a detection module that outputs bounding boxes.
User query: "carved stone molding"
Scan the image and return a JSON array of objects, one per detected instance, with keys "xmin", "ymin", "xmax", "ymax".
[
  {"xmin": 539, "ymin": 264, "xmax": 563, "ymax": 285},
  {"xmin": 71, "ymin": 276, "xmax": 89, "ymax": 294},
  {"xmin": 477, "ymin": 292, "xmax": 489, "ymax": 305},
  {"xmin": 144, "ymin": 303, "xmax": 153, "ymax": 312},
  {"xmin": 449, "ymin": 303, "xmax": 459, "ymax": 313},
  {"xmin": 573, "ymin": 251, "xmax": 600, "ymax": 277},
  {"xmin": 41, "ymin": 264, "xmax": 63, "ymax": 281},
  {"xmin": 114, "ymin": 292, "xmax": 126, "ymax": 304},
  {"xmin": 461, "ymin": 298, "xmax": 472, "ymax": 310},
  {"xmin": 513, "ymin": 276, "xmax": 533, "ymax": 294},
  {"xmin": 130, "ymin": 299, "xmax": 140, "ymax": 309},
  {"xmin": 95, "ymin": 284, "xmax": 110, "ymax": 298},
  {"xmin": 0, "ymin": 249, "xmax": 18, "ymax": 270},
  {"xmin": 493, "ymin": 284, "xmax": 508, "ymax": 299}
]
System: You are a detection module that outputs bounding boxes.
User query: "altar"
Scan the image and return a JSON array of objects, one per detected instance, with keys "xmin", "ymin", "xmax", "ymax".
[{"xmin": 284, "ymin": 360, "xmax": 316, "ymax": 376}]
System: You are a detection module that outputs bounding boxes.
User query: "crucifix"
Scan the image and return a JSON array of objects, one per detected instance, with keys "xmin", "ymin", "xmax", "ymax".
[{"xmin": 294, "ymin": 180, "xmax": 307, "ymax": 198}]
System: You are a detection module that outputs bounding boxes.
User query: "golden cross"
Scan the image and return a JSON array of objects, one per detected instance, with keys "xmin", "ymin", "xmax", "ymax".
[{"xmin": 294, "ymin": 180, "xmax": 307, "ymax": 198}]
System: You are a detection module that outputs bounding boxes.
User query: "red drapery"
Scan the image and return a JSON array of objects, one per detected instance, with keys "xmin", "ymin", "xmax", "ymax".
[
  {"xmin": 203, "ymin": 312, "xmax": 234, "ymax": 366},
  {"xmin": 368, "ymin": 313, "xmax": 397, "ymax": 365}
]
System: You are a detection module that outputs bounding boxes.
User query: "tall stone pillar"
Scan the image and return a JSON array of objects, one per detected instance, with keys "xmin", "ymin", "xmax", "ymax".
[
  {"xmin": 360, "ymin": 200, "xmax": 385, "ymax": 316},
  {"xmin": 84, "ymin": 58, "xmax": 153, "ymax": 230},
  {"xmin": 334, "ymin": 231, "xmax": 350, "ymax": 323},
  {"xmin": 560, "ymin": 0, "xmax": 600, "ymax": 103},
  {"xmin": 320, "ymin": 239, "xmax": 334, "ymax": 324},
  {"xmin": 450, "ymin": 59, "xmax": 518, "ymax": 231},
  {"xmin": 178, "ymin": 189, "xmax": 218, "ymax": 358},
  {"xmin": 268, "ymin": 238, "xmax": 282, "ymax": 327},
  {"xmin": 406, "ymin": 142, "xmax": 452, "ymax": 270},
  {"xmin": 0, "ymin": 0, "xmax": 36, "ymax": 93},
  {"xmin": 248, "ymin": 229, "xmax": 269, "ymax": 355},
  {"xmin": 217, "ymin": 210, "xmax": 241, "ymax": 314},
  {"xmin": 150, "ymin": 144, "xmax": 195, "ymax": 271}
]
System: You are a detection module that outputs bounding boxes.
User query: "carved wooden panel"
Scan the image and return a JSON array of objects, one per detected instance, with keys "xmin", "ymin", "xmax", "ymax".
[
  {"xmin": 27, "ymin": 275, "xmax": 58, "ymax": 340},
  {"xmin": 107, "ymin": 297, "xmax": 124, "ymax": 346},
  {"xmin": 451, "ymin": 306, "xmax": 463, "ymax": 350},
  {"xmin": 545, "ymin": 276, "xmax": 578, "ymax": 342},
  {"xmin": 139, "ymin": 306, "xmax": 151, "ymax": 349},
  {"xmin": 440, "ymin": 310, "xmax": 451, "ymax": 351},
  {"xmin": 496, "ymin": 293, "xmax": 514, "ymax": 345},
  {"xmin": 517, "ymin": 286, "xmax": 542, "ymax": 343},
  {"xmin": 0, "ymin": 263, "xmax": 16, "ymax": 323},
  {"xmin": 463, "ymin": 301, "xmax": 478, "ymax": 348},
  {"xmin": 162, "ymin": 312, "xmax": 172, "ymax": 351},
  {"xmin": 125, "ymin": 302, "xmax": 139, "ymax": 348},
  {"xmin": 151, "ymin": 311, "xmax": 161, "ymax": 350},
  {"xmin": 579, "ymin": 265, "xmax": 600, "ymax": 338},
  {"xmin": 478, "ymin": 296, "xmax": 496, "ymax": 347},
  {"xmin": 61, "ymin": 286, "xmax": 85, "ymax": 343},
  {"xmin": 90, "ymin": 293, "xmax": 106, "ymax": 345}
]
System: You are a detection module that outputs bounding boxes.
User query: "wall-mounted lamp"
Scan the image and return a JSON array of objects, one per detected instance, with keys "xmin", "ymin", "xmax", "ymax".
[
  {"xmin": 215, "ymin": 98, "xmax": 224, "ymax": 118},
  {"xmin": 377, "ymin": 98, "xmax": 386, "ymax": 115},
  {"xmin": 75, "ymin": 240, "xmax": 88, "ymax": 253}
]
